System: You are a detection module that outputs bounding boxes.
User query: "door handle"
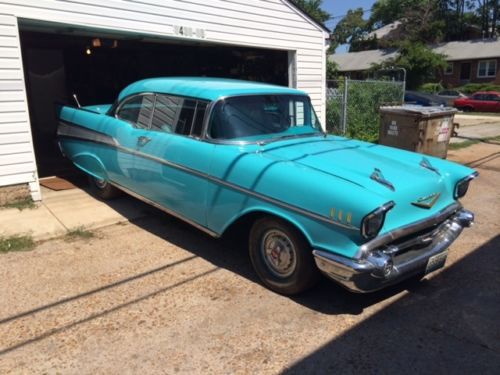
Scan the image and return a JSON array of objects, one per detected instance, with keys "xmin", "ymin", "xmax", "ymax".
[{"xmin": 137, "ymin": 136, "xmax": 151, "ymax": 147}]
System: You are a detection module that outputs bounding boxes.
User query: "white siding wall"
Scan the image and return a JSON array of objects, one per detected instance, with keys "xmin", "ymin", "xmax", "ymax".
[
  {"xmin": 0, "ymin": 14, "xmax": 40, "ymax": 200},
  {"xmin": 0, "ymin": 0, "xmax": 327, "ymax": 200}
]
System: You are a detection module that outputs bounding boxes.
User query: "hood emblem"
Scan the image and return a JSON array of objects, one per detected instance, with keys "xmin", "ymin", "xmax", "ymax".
[
  {"xmin": 420, "ymin": 157, "xmax": 440, "ymax": 176},
  {"xmin": 412, "ymin": 192, "xmax": 441, "ymax": 209},
  {"xmin": 370, "ymin": 168, "xmax": 395, "ymax": 191}
]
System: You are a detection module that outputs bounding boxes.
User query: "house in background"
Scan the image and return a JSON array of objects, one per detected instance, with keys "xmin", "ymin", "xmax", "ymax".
[{"xmin": 330, "ymin": 38, "xmax": 500, "ymax": 88}]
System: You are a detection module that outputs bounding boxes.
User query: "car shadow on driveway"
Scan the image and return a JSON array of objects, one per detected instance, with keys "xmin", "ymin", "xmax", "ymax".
[
  {"xmin": 113, "ymin": 204, "xmax": 455, "ymax": 316},
  {"xmin": 283, "ymin": 234, "xmax": 500, "ymax": 374}
]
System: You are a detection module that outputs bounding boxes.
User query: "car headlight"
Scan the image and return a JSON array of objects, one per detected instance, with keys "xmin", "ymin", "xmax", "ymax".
[
  {"xmin": 454, "ymin": 172, "xmax": 479, "ymax": 199},
  {"xmin": 361, "ymin": 201, "xmax": 395, "ymax": 239}
]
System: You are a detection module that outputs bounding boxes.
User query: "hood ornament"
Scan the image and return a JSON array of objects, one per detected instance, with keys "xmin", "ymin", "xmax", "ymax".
[
  {"xmin": 412, "ymin": 192, "xmax": 441, "ymax": 209},
  {"xmin": 420, "ymin": 157, "xmax": 440, "ymax": 176},
  {"xmin": 370, "ymin": 168, "xmax": 395, "ymax": 191}
]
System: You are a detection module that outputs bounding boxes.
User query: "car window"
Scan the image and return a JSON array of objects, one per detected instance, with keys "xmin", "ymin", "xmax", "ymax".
[
  {"xmin": 151, "ymin": 94, "xmax": 183, "ymax": 133},
  {"xmin": 116, "ymin": 95, "xmax": 154, "ymax": 129},
  {"xmin": 151, "ymin": 94, "xmax": 207, "ymax": 137},
  {"xmin": 472, "ymin": 94, "xmax": 484, "ymax": 100},
  {"xmin": 175, "ymin": 99, "xmax": 196, "ymax": 136},
  {"xmin": 484, "ymin": 94, "xmax": 499, "ymax": 101},
  {"xmin": 191, "ymin": 102, "xmax": 207, "ymax": 137}
]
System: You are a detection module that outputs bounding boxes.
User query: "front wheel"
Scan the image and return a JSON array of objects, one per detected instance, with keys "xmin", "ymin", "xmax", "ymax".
[
  {"xmin": 88, "ymin": 176, "xmax": 121, "ymax": 200},
  {"xmin": 249, "ymin": 217, "xmax": 320, "ymax": 295}
]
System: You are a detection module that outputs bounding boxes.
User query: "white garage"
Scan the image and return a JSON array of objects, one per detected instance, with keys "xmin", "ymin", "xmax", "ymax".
[{"xmin": 0, "ymin": 0, "xmax": 329, "ymax": 201}]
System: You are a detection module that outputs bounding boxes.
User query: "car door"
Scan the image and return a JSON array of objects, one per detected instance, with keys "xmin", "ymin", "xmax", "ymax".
[
  {"xmin": 483, "ymin": 94, "xmax": 500, "ymax": 112},
  {"xmin": 131, "ymin": 94, "xmax": 215, "ymax": 227},
  {"xmin": 97, "ymin": 94, "xmax": 155, "ymax": 188},
  {"xmin": 470, "ymin": 94, "xmax": 485, "ymax": 111},
  {"xmin": 494, "ymin": 94, "xmax": 500, "ymax": 112}
]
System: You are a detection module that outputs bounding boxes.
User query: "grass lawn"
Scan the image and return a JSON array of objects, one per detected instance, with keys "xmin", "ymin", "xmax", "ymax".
[
  {"xmin": 448, "ymin": 135, "xmax": 500, "ymax": 150},
  {"xmin": 456, "ymin": 112, "xmax": 500, "ymax": 117}
]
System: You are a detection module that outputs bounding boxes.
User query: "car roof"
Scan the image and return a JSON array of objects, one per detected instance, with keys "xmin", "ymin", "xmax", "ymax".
[{"xmin": 118, "ymin": 77, "xmax": 307, "ymax": 102}]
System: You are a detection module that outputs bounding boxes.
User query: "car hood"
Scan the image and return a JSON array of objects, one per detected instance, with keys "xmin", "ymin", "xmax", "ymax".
[{"xmin": 260, "ymin": 136, "xmax": 463, "ymax": 228}]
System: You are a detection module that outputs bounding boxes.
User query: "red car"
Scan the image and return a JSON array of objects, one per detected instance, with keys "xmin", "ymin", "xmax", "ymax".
[{"xmin": 453, "ymin": 91, "xmax": 500, "ymax": 112}]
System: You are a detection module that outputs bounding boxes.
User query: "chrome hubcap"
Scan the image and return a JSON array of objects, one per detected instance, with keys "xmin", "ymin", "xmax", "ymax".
[{"xmin": 261, "ymin": 229, "xmax": 297, "ymax": 278}]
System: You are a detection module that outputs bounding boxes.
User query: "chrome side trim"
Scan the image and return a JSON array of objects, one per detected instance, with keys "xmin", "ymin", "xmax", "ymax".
[
  {"xmin": 58, "ymin": 121, "xmax": 118, "ymax": 147},
  {"xmin": 108, "ymin": 180, "xmax": 220, "ymax": 238},
  {"xmin": 59, "ymin": 121, "xmax": 358, "ymax": 231},
  {"xmin": 355, "ymin": 201, "xmax": 462, "ymax": 259},
  {"xmin": 114, "ymin": 144, "xmax": 358, "ymax": 231}
]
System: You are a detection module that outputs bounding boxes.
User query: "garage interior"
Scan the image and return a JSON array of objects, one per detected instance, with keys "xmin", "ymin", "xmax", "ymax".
[{"xmin": 18, "ymin": 20, "xmax": 289, "ymax": 181}]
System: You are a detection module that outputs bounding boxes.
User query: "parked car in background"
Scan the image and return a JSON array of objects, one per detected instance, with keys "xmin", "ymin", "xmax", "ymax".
[
  {"xmin": 404, "ymin": 90, "xmax": 448, "ymax": 107},
  {"xmin": 437, "ymin": 90, "xmax": 466, "ymax": 106},
  {"xmin": 453, "ymin": 91, "xmax": 500, "ymax": 112},
  {"xmin": 58, "ymin": 77, "xmax": 477, "ymax": 295}
]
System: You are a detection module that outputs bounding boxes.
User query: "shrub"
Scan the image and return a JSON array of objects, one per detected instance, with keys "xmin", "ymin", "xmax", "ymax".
[
  {"xmin": 419, "ymin": 82, "xmax": 444, "ymax": 94},
  {"xmin": 326, "ymin": 80, "xmax": 404, "ymax": 142},
  {"xmin": 454, "ymin": 83, "xmax": 500, "ymax": 94}
]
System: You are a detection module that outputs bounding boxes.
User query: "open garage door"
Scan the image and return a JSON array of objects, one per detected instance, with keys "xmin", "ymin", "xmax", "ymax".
[{"xmin": 18, "ymin": 22, "xmax": 288, "ymax": 178}]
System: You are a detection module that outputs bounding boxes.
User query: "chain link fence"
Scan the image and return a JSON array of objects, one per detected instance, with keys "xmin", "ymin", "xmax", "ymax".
[{"xmin": 326, "ymin": 78, "xmax": 405, "ymax": 142}]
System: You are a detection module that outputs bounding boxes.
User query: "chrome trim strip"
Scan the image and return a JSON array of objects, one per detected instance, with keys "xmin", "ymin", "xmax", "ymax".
[
  {"xmin": 59, "ymin": 121, "xmax": 358, "ymax": 231},
  {"xmin": 57, "ymin": 121, "xmax": 118, "ymax": 146},
  {"xmin": 115, "ymin": 144, "xmax": 358, "ymax": 231},
  {"xmin": 108, "ymin": 180, "xmax": 220, "ymax": 238},
  {"xmin": 355, "ymin": 201, "xmax": 462, "ymax": 259}
]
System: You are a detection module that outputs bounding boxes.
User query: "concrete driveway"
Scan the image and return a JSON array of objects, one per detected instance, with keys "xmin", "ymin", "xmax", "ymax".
[
  {"xmin": 0, "ymin": 144, "xmax": 499, "ymax": 374},
  {"xmin": 452, "ymin": 114, "xmax": 500, "ymax": 143}
]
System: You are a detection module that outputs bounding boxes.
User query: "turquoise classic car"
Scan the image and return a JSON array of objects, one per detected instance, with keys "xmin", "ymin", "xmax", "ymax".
[{"xmin": 57, "ymin": 77, "xmax": 477, "ymax": 295}]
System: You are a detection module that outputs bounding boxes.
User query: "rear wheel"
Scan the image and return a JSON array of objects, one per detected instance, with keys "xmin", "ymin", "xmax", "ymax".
[
  {"xmin": 88, "ymin": 175, "xmax": 121, "ymax": 200},
  {"xmin": 249, "ymin": 217, "xmax": 320, "ymax": 295}
]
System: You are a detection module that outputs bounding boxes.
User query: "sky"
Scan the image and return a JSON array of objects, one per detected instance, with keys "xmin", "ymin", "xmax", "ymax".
[{"xmin": 321, "ymin": 0, "xmax": 377, "ymax": 53}]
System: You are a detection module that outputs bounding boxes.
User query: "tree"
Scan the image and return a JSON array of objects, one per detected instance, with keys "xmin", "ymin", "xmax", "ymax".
[
  {"xmin": 475, "ymin": 0, "xmax": 499, "ymax": 38},
  {"xmin": 368, "ymin": 0, "xmax": 416, "ymax": 29},
  {"xmin": 332, "ymin": 8, "xmax": 368, "ymax": 51},
  {"xmin": 326, "ymin": 59, "xmax": 338, "ymax": 79},
  {"xmin": 289, "ymin": 0, "xmax": 330, "ymax": 24},
  {"xmin": 372, "ymin": 42, "xmax": 447, "ymax": 89}
]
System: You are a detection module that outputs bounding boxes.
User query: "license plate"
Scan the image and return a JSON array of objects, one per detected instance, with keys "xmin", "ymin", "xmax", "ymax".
[{"xmin": 425, "ymin": 251, "xmax": 448, "ymax": 274}]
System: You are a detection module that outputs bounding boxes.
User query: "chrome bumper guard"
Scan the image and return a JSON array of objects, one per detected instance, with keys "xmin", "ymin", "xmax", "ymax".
[{"xmin": 313, "ymin": 208, "xmax": 474, "ymax": 293}]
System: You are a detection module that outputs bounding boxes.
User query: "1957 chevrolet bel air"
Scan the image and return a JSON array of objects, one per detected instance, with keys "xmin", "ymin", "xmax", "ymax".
[{"xmin": 57, "ymin": 77, "xmax": 477, "ymax": 295}]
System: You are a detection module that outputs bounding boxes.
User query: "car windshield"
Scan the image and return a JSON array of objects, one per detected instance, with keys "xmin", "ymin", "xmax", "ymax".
[{"xmin": 208, "ymin": 95, "xmax": 322, "ymax": 142}]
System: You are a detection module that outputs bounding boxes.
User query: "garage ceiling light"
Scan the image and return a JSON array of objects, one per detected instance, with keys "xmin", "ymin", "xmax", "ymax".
[{"xmin": 85, "ymin": 47, "xmax": 92, "ymax": 55}]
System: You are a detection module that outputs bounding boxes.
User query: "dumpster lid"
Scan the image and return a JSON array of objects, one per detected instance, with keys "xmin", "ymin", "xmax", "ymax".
[{"xmin": 380, "ymin": 105, "xmax": 457, "ymax": 117}]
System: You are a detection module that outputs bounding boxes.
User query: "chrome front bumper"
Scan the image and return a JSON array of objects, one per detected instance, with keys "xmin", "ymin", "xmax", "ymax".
[{"xmin": 313, "ymin": 207, "xmax": 474, "ymax": 293}]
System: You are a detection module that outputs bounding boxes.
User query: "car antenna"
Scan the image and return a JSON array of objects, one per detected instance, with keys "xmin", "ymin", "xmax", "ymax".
[{"xmin": 72, "ymin": 93, "xmax": 82, "ymax": 108}]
